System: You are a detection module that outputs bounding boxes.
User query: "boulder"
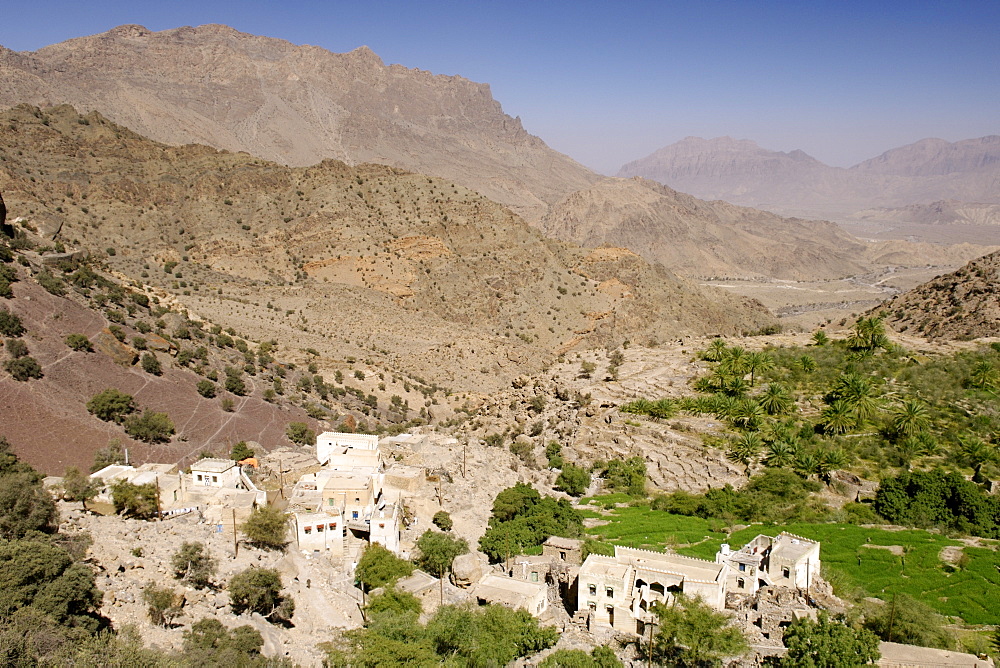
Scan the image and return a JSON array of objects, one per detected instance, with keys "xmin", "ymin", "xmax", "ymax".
[
  {"xmin": 93, "ymin": 328, "xmax": 139, "ymax": 366},
  {"xmin": 450, "ymin": 552, "xmax": 482, "ymax": 588}
]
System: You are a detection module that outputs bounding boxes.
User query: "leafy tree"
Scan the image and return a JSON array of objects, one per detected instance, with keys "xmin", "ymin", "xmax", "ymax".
[
  {"xmin": 479, "ymin": 483, "xmax": 583, "ymax": 562},
  {"xmin": 355, "ymin": 543, "xmax": 413, "ymax": 590},
  {"xmin": 781, "ymin": 613, "xmax": 880, "ymax": 667},
  {"xmin": 873, "ymin": 469, "xmax": 1000, "ymax": 537},
  {"xmin": 230, "ymin": 441, "xmax": 255, "ymax": 461},
  {"xmin": 415, "ymin": 529, "xmax": 468, "ymax": 583},
  {"xmin": 228, "ymin": 567, "xmax": 294, "ymax": 623},
  {"xmin": 597, "ymin": 457, "xmax": 646, "ymax": 496},
  {"xmin": 5, "ymin": 356, "xmax": 42, "ymax": 381},
  {"xmin": 862, "ymin": 594, "xmax": 955, "ymax": 649},
  {"xmin": 364, "ymin": 588, "xmax": 422, "ymax": 619},
  {"xmin": 0, "ymin": 439, "xmax": 57, "ymax": 539},
  {"xmin": 240, "ymin": 505, "xmax": 288, "ymax": 550},
  {"xmin": 556, "ymin": 463, "xmax": 591, "ymax": 496},
  {"xmin": 432, "ymin": 510, "xmax": 453, "ymax": 531},
  {"xmin": 545, "ymin": 441, "xmax": 564, "ymax": 468},
  {"xmin": 540, "ymin": 647, "xmax": 623, "ymax": 668},
  {"xmin": 143, "ymin": 584, "xmax": 180, "ymax": 627},
  {"xmin": 0, "ymin": 306, "xmax": 25, "ymax": 337},
  {"xmin": 111, "ymin": 480, "xmax": 160, "ymax": 519},
  {"xmin": 286, "ymin": 421, "xmax": 316, "ymax": 446},
  {"xmin": 0, "ymin": 538, "xmax": 103, "ymax": 631},
  {"xmin": 61, "ymin": 466, "xmax": 99, "ymax": 511},
  {"xmin": 64, "ymin": 333, "xmax": 93, "ymax": 352},
  {"xmin": 140, "ymin": 352, "xmax": 162, "ymax": 375},
  {"xmin": 224, "ymin": 366, "xmax": 246, "ymax": 395},
  {"xmin": 196, "ymin": 379, "xmax": 216, "ymax": 398},
  {"xmin": 90, "ymin": 439, "xmax": 125, "ymax": 472},
  {"xmin": 86, "ymin": 388, "xmax": 136, "ymax": 424},
  {"xmin": 125, "ymin": 410, "xmax": 175, "ymax": 443},
  {"xmin": 171, "ymin": 542, "xmax": 216, "ymax": 589},
  {"xmin": 649, "ymin": 594, "xmax": 748, "ymax": 667}
]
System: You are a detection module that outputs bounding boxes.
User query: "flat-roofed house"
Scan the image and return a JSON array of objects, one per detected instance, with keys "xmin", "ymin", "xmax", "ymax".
[
  {"xmin": 474, "ymin": 574, "xmax": 549, "ymax": 617},
  {"xmin": 716, "ymin": 532, "xmax": 820, "ymax": 595},
  {"xmin": 189, "ymin": 458, "xmax": 240, "ymax": 489},
  {"xmin": 316, "ymin": 432, "xmax": 381, "ymax": 472}
]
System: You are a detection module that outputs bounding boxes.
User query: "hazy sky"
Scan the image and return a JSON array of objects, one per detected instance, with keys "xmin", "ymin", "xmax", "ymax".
[{"xmin": 2, "ymin": 1, "xmax": 997, "ymax": 174}]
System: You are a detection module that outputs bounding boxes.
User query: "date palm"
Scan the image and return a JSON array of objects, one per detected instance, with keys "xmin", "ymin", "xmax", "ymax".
[
  {"xmin": 758, "ymin": 382, "xmax": 793, "ymax": 416},
  {"xmin": 833, "ymin": 373, "xmax": 881, "ymax": 427},
  {"xmin": 820, "ymin": 399, "xmax": 854, "ymax": 435},
  {"xmin": 732, "ymin": 397, "xmax": 765, "ymax": 431},
  {"xmin": 957, "ymin": 435, "xmax": 996, "ymax": 483},
  {"xmin": 765, "ymin": 440, "xmax": 797, "ymax": 469},
  {"xmin": 703, "ymin": 338, "xmax": 728, "ymax": 362},
  {"xmin": 890, "ymin": 398, "xmax": 931, "ymax": 439},
  {"xmin": 968, "ymin": 360, "xmax": 999, "ymax": 391},
  {"xmin": 745, "ymin": 351, "xmax": 775, "ymax": 386},
  {"xmin": 727, "ymin": 431, "xmax": 764, "ymax": 476}
]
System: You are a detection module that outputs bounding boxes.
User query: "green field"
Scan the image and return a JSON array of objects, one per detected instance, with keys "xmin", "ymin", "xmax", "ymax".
[{"xmin": 582, "ymin": 502, "xmax": 1000, "ymax": 625}]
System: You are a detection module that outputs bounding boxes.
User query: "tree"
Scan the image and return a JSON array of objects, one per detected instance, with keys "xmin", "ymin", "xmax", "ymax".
[
  {"xmin": 182, "ymin": 618, "xmax": 265, "ymax": 664},
  {"xmin": 811, "ymin": 329, "xmax": 830, "ymax": 346},
  {"xmin": 125, "ymin": 410, "xmax": 175, "ymax": 443},
  {"xmin": 0, "ymin": 306, "xmax": 24, "ymax": 337},
  {"xmin": 540, "ymin": 647, "xmax": 622, "ymax": 668},
  {"xmin": 86, "ymin": 388, "xmax": 137, "ymax": 424},
  {"xmin": 143, "ymin": 584, "xmax": 180, "ymax": 627},
  {"xmin": 967, "ymin": 360, "xmax": 999, "ymax": 391},
  {"xmin": 90, "ymin": 439, "xmax": 125, "ymax": 472},
  {"xmin": 556, "ymin": 463, "xmax": 591, "ymax": 496},
  {"xmin": 597, "ymin": 457, "xmax": 647, "ymax": 496},
  {"xmin": 140, "ymin": 352, "xmax": 162, "ymax": 375},
  {"xmin": 355, "ymin": 543, "xmax": 413, "ymax": 590},
  {"xmin": 432, "ymin": 510, "xmax": 453, "ymax": 531},
  {"xmin": 820, "ymin": 399, "xmax": 854, "ymax": 435},
  {"xmin": 196, "ymin": 379, "xmax": 216, "ymax": 398},
  {"xmin": 228, "ymin": 567, "xmax": 294, "ymax": 623},
  {"xmin": 650, "ymin": 594, "xmax": 748, "ymax": 667},
  {"xmin": 744, "ymin": 351, "xmax": 774, "ymax": 385},
  {"xmin": 65, "ymin": 334, "xmax": 93, "ymax": 352},
  {"xmin": 727, "ymin": 431, "xmax": 764, "ymax": 476},
  {"xmin": 5, "ymin": 356, "xmax": 42, "ymax": 381},
  {"xmin": 759, "ymin": 382, "xmax": 793, "ymax": 416},
  {"xmin": 111, "ymin": 480, "xmax": 159, "ymax": 519},
  {"xmin": 230, "ymin": 441, "xmax": 255, "ymax": 461},
  {"xmin": 224, "ymin": 366, "xmax": 246, "ymax": 395},
  {"xmin": 61, "ymin": 466, "xmax": 98, "ymax": 511},
  {"xmin": 781, "ymin": 613, "xmax": 880, "ymax": 667},
  {"xmin": 702, "ymin": 339, "xmax": 728, "ymax": 362},
  {"xmin": 240, "ymin": 504, "xmax": 288, "ymax": 550},
  {"xmin": 889, "ymin": 398, "xmax": 931, "ymax": 440},
  {"xmin": 171, "ymin": 542, "xmax": 216, "ymax": 589},
  {"xmin": 415, "ymin": 529, "xmax": 469, "ymax": 597},
  {"xmin": 957, "ymin": 434, "xmax": 996, "ymax": 483},
  {"xmin": 365, "ymin": 588, "xmax": 422, "ymax": 618},
  {"xmin": 765, "ymin": 440, "xmax": 797, "ymax": 469},
  {"xmin": 286, "ymin": 421, "xmax": 316, "ymax": 446},
  {"xmin": 862, "ymin": 594, "xmax": 955, "ymax": 649},
  {"xmin": 847, "ymin": 316, "xmax": 890, "ymax": 355}
]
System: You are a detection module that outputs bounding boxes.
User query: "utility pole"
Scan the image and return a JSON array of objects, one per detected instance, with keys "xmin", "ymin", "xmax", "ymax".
[
  {"xmin": 278, "ymin": 458, "xmax": 285, "ymax": 498},
  {"xmin": 232, "ymin": 508, "xmax": 239, "ymax": 558},
  {"xmin": 463, "ymin": 444, "xmax": 467, "ymax": 479},
  {"xmin": 647, "ymin": 620, "xmax": 654, "ymax": 668},
  {"xmin": 154, "ymin": 474, "xmax": 162, "ymax": 521}
]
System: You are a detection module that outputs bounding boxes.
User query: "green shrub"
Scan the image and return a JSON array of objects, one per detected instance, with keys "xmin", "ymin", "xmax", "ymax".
[
  {"xmin": 65, "ymin": 333, "xmax": 92, "ymax": 352},
  {"xmin": 196, "ymin": 379, "xmax": 216, "ymax": 398},
  {"xmin": 139, "ymin": 352, "xmax": 162, "ymax": 375},
  {"xmin": 286, "ymin": 421, "xmax": 315, "ymax": 446},
  {"xmin": 36, "ymin": 271, "xmax": 65, "ymax": 296},
  {"xmin": 125, "ymin": 410, "xmax": 175, "ymax": 443},
  {"xmin": 0, "ymin": 307, "xmax": 24, "ymax": 337},
  {"xmin": 228, "ymin": 567, "xmax": 294, "ymax": 623},
  {"xmin": 5, "ymin": 356, "xmax": 42, "ymax": 381},
  {"xmin": 86, "ymin": 388, "xmax": 136, "ymax": 423}
]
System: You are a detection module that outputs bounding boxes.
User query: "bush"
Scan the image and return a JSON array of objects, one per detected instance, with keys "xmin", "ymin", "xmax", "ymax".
[
  {"xmin": 5, "ymin": 338, "xmax": 29, "ymax": 358},
  {"xmin": 139, "ymin": 352, "xmax": 161, "ymax": 375},
  {"xmin": 228, "ymin": 567, "xmax": 294, "ymax": 623},
  {"xmin": 196, "ymin": 379, "xmax": 216, "ymax": 398},
  {"xmin": 432, "ymin": 510, "xmax": 453, "ymax": 531},
  {"xmin": 355, "ymin": 543, "xmax": 413, "ymax": 590},
  {"xmin": 240, "ymin": 505, "xmax": 288, "ymax": 550},
  {"xmin": 143, "ymin": 584, "xmax": 180, "ymax": 627},
  {"xmin": 286, "ymin": 421, "xmax": 316, "ymax": 446},
  {"xmin": 5, "ymin": 356, "xmax": 42, "ymax": 381},
  {"xmin": 171, "ymin": 542, "xmax": 216, "ymax": 589},
  {"xmin": 230, "ymin": 441, "xmax": 255, "ymax": 461},
  {"xmin": 556, "ymin": 463, "xmax": 591, "ymax": 496},
  {"xmin": 0, "ymin": 307, "xmax": 25, "ymax": 337},
  {"xmin": 65, "ymin": 333, "xmax": 92, "ymax": 352},
  {"xmin": 36, "ymin": 271, "xmax": 65, "ymax": 296},
  {"xmin": 112, "ymin": 480, "xmax": 159, "ymax": 519},
  {"xmin": 86, "ymin": 388, "xmax": 136, "ymax": 423},
  {"xmin": 125, "ymin": 410, "xmax": 175, "ymax": 443},
  {"xmin": 224, "ymin": 366, "xmax": 246, "ymax": 395}
]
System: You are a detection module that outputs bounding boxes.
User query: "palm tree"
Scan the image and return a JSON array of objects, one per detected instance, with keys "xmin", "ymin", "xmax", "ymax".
[
  {"xmin": 648, "ymin": 398, "xmax": 675, "ymax": 420},
  {"xmin": 703, "ymin": 338, "xmax": 728, "ymax": 362},
  {"xmin": 745, "ymin": 351, "xmax": 775, "ymax": 386},
  {"xmin": 811, "ymin": 330, "xmax": 830, "ymax": 346},
  {"xmin": 833, "ymin": 373, "xmax": 881, "ymax": 427},
  {"xmin": 890, "ymin": 398, "xmax": 931, "ymax": 439},
  {"xmin": 732, "ymin": 397, "xmax": 765, "ymax": 431},
  {"xmin": 797, "ymin": 355, "xmax": 817, "ymax": 373},
  {"xmin": 821, "ymin": 399, "xmax": 855, "ymax": 435},
  {"xmin": 711, "ymin": 394, "xmax": 739, "ymax": 421},
  {"xmin": 765, "ymin": 440, "xmax": 797, "ymax": 468},
  {"xmin": 758, "ymin": 383, "xmax": 793, "ymax": 416},
  {"xmin": 720, "ymin": 346, "xmax": 748, "ymax": 377},
  {"xmin": 794, "ymin": 451, "xmax": 820, "ymax": 479},
  {"xmin": 957, "ymin": 435, "xmax": 996, "ymax": 483},
  {"xmin": 848, "ymin": 316, "xmax": 889, "ymax": 355},
  {"xmin": 968, "ymin": 360, "xmax": 999, "ymax": 391},
  {"xmin": 722, "ymin": 375, "xmax": 751, "ymax": 398},
  {"xmin": 818, "ymin": 448, "xmax": 846, "ymax": 483},
  {"xmin": 727, "ymin": 432, "xmax": 764, "ymax": 476}
]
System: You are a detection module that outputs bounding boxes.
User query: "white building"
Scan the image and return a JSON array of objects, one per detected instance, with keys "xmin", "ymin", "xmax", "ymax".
[
  {"xmin": 316, "ymin": 432, "xmax": 381, "ymax": 472},
  {"xmin": 189, "ymin": 458, "xmax": 241, "ymax": 489},
  {"xmin": 716, "ymin": 532, "xmax": 820, "ymax": 595}
]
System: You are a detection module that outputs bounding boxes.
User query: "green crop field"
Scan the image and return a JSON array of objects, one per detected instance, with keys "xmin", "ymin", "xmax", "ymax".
[{"xmin": 580, "ymin": 501, "xmax": 1000, "ymax": 625}]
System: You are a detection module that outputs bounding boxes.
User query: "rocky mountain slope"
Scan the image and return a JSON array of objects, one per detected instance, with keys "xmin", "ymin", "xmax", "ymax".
[
  {"xmin": 0, "ymin": 24, "xmax": 598, "ymax": 223},
  {"xmin": 875, "ymin": 250, "xmax": 1000, "ymax": 340},
  {"xmin": 850, "ymin": 200, "xmax": 1000, "ymax": 226},
  {"xmin": 539, "ymin": 177, "xmax": 870, "ymax": 280},
  {"xmin": 0, "ymin": 104, "xmax": 775, "ymax": 395},
  {"xmin": 619, "ymin": 136, "xmax": 1000, "ymax": 221}
]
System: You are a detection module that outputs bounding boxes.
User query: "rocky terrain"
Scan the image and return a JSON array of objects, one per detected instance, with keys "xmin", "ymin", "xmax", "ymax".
[
  {"xmin": 619, "ymin": 135, "xmax": 1000, "ymax": 222},
  {"xmin": 850, "ymin": 199, "xmax": 1000, "ymax": 226},
  {"xmin": 0, "ymin": 23, "xmax": 598, "ymax": 223},
  {"xmin": 0, "ymin": 104, "xmax": 775, "ymax": 396},
  {"xmin": 874, "ymin": 249, "xmax": 1000, "ymax": 340}
]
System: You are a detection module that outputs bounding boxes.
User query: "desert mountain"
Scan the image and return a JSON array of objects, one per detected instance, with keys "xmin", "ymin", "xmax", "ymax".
[
  {"xmin": 619, "ymin": 136, "xmax": 1000, "ymax": 220},
  {"xmin": 875, "ymin": 249, "xmax": 1000, "ymax": 340},
  {"xmin": 539, "ymin": 176, "xmax": 870, "ymax": 281},
  {"xmin": 851, "ymin": 200, "xmax": 1000, "ymax": 226},
  {"xmin": 0, "ymin": 104, "xmax": 775, "ymax": 394},
  {"xmin": 0, "ymin": 24, "xmax": 599, "ymax": 223}
]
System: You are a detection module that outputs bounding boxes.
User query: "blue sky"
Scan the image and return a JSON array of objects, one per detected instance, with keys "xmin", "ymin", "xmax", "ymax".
[{"xmin": 1, "ymin": 0, "xmax": 997, "ymax": 174}]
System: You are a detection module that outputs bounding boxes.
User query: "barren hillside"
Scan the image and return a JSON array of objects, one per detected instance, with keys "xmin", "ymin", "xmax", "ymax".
[{"xmin": 0, "ymin": 24, "xmax": 599, "ymax": 223}]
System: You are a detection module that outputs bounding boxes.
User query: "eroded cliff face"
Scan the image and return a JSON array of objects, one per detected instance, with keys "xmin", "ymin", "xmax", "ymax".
[{"xmin": 0, "ymin": 24, "xmax": 598, "ymax": 222}]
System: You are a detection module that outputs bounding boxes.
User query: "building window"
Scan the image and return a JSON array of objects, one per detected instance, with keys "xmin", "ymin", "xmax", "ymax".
[
  {"xmin": 739, "ymin": 563, "xmax": 746, "ymax": 572},
  {"xmin": 212, "ymin": 476, "xmax": 218, "ymax": 483},
  {"xmin": 196, "ymin": 475, "xmax": 203, "ymax": 481},
  {"xmin": 317, "ymin": 524, "xmax": 324, "ymax": 532},
  {"xmin": 328, "ymin": 498, "xmax": 334, "ymax": 506},
  {"xmin": 304, "ymin": 527, "xmax": 312, "ymax": 535},
  {"xmin": 588, "ymin": 601, "xmax": 596, "ymax": 611},
  {"xmin": 606, "ymin": 587, "xmax": 613, "ymax": 598},
  {"xmin": 352, "ymin": 511, "xmax": 359, "ymax": 519},
  {"xmin": 782, "ymin": 567, "xmax": 790, "ymax": 578},
  {"xmin": 331, "ymin": 522, "xmax": 337, "ymax": 529},
  {"xmin": 560, "ymin": 551, "xmax": 566, "ymax": 561},
  {"xmin": 737, "ymin": 577, "xmax": 745, "ymax": 589},
  {"xmin": 531, "ymin": 571, "xmax": 538, "ymax": 582},
  {"xmin": 379, "ymin": 523, "xmax": 385, "ymax": 528},
  {"xmin": 588, "ymin": 584, "xmax": 597, "ymax": 595}
]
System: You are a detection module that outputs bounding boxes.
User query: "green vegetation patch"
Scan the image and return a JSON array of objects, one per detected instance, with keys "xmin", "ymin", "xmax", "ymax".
[{"xmin": 584, "ymin": 502, "xmax": 728, "ymax": 552}]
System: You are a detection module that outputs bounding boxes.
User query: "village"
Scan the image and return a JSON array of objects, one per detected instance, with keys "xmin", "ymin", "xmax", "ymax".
[{"xmin": 40, "ymin": 430, "xmax": 993, "ymax": 667}]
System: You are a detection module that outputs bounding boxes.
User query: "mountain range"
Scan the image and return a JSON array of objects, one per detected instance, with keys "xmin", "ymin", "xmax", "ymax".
[{"xmin": 618, "ymin": 136, "xmax": 1000, "ymax": 221}]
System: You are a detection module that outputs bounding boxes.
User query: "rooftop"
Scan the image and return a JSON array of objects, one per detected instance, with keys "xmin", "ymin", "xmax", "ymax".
[
  {"xmin": 474, "ymin": 575, "xmax": 546, "ymax": 607},
  {"xmin": 544, "ymin": 536, "xmax": 583, "ymax": 550},
  {"xmin": 579, "ymin": 554, "xmax": 630, "ymax": 580},
  {"xmin": 770, "ymin": 532, "xmax": 819, "ymax": 562},
  {"xmin": 190, "ymin": 458, "xmax": 236, "ymax": 472},
  {"xmin": 616, "ymin": 546, "xmax": 725, "ymax": 582}
]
